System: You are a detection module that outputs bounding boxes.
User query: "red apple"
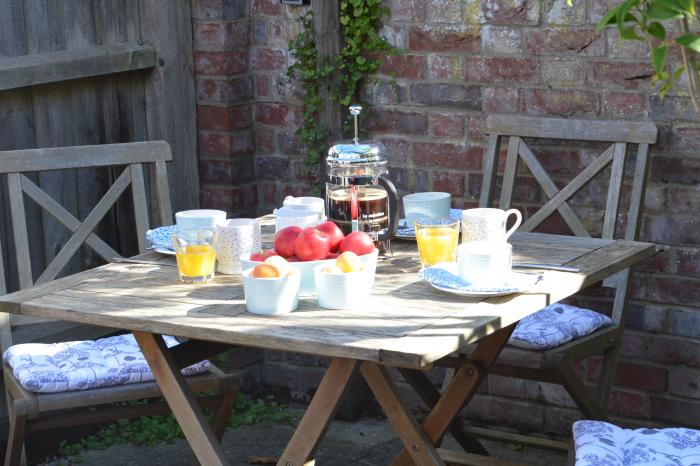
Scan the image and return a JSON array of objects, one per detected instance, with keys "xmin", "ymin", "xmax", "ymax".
[
  {"xmin": 261, "ymin": 249, "xmax": 278, "ymax": 259},
  {"xmin": 339, "ymin": 231, "xmax": 375, "ymax": 256},
  {"xmin": 294, "ymin": 228, "xmax": 332, "ymax": 261},
  {"xmin": 315, "ymin": 221, "xmax": 345, "ymax": 252},
  {"xmin": 286, "ymin": 255, "xmax": 301, "ymax": 262},
  {"xmin": 325, "ymin": 252, "xmax": 340, "ymax": 259},
  {"xmin": 250, "ymin": 252, "xmax": 265, "ymax": 262},
  {"xmin": 274, "ymin": 226, "xmax": 302, "ymax": 257}
]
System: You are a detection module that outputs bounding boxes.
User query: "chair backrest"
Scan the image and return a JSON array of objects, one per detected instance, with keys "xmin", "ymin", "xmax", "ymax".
[
  {"xmin": 0, "ymin": 141, "xmax": 173, "ymax": 351},
  {"xmin": 481, "ymin": 115, "xmax": 657, "ymax": 323}
]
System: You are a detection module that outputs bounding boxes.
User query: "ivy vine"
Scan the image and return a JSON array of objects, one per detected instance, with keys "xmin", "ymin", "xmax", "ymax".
[{"xmin": 287, "ymin": 0, "xmax": 394, "ymax": 167}]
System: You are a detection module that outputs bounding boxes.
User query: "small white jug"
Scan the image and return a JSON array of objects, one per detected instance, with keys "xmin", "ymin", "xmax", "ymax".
[
  {"xmin": 282, "ymin": 196, "xmax": 325, "ymax": 220},
  {"xmin": 461, "ymin": 208, "xmax": 522, "ymax": 243}
]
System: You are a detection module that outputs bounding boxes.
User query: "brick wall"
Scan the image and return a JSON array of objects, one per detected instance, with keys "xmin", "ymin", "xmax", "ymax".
[{"xmin": 192, "ymin": 0, "xmax": 700, "ymax": 434}]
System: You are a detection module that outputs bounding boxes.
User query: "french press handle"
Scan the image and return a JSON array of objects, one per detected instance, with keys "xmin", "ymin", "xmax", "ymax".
[{"xmin": 377, "ymin": 177, "xmax": 399, "ymax": 242}]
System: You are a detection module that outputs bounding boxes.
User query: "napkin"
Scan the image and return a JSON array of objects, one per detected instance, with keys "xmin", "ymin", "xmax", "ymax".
[
  {"xmin": 146, "ymin": 225, "xmax": 180, "ymax": 251},
  {"xmin": 397, "ymin": 208, "xmax": 462, "ymax": 237}
]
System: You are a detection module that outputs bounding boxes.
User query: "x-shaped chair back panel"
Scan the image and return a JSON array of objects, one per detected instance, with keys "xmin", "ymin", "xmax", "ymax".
[
  {"xmin": 481, "ymin": 116, "xmax": 656, "ymax": 321},
  {"xmin": 0, "ymin": 141, "xmax": 173, "ymax": 292}
]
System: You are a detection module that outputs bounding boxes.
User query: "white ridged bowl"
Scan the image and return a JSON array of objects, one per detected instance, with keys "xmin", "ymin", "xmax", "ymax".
[
  {"xmin": 313, "ymin": 264, "xmax": 373, "ymax": 310},
  {"xmin": 242, "ymin": 268, "xmax": 300, "ymax": 315},
  {"xmin": 240, "ymin": 248, "xmax": 378, "ymax": 295}
]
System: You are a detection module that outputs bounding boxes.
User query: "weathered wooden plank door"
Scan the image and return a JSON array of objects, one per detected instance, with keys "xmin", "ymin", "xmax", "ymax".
[{"xmin": 0, "ymin": 0, "xmax": 198, "ymax": 292}]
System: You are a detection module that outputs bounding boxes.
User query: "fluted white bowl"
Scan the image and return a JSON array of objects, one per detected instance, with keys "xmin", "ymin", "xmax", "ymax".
[
  {"xmin": 313, "ymin": 264, "xmax": 373, "ymax": 310},
  {"xmin": 242, "ymin": 268, "xmax": 300, "ymax": 315},
  {"xmin": 240, "ymin": 249, "xmax": 378, "ymax": 296}
]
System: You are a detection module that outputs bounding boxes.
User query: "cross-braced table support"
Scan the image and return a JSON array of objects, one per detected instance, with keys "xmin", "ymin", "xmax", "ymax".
[{"xmin": 277, "ymin": 323, "xmax": 517, "ymax": 466}]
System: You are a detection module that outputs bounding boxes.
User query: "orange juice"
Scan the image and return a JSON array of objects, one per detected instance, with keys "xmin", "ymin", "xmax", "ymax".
[
  {"xmin": 416, "ymin": 227, "xmax": 459, "ymax": 266},
  {"xmin": 176, "ymin": 244, "xmax": 216, "ymax": 278}
]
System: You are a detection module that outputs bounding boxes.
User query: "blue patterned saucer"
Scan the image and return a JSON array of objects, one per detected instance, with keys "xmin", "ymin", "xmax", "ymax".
[
  {"xmin": 396, "ymin": 208, "xmax": 462, "ymax": 240},
  {"xmin": 419, "ymin": 262, "xmax": 541, "ymax": 297},
  {"xmin": 146, "ymin": 225, "xmax": 180, "ymax": 254}
]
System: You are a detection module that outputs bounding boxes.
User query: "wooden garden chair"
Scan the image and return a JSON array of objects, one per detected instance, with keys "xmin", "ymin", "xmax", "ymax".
[
  {"xmin": 400, "ymin": 115, "xmax": 658, "ymax": 458},
  {"xmin": 0, "ymin": 141, "xmax": 239, "ymax": 466}
]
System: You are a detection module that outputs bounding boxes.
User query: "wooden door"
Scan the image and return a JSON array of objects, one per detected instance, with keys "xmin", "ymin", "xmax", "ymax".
[{"xmin": 0, "ymin": 0, "xmax": 198, "ymax": 292}]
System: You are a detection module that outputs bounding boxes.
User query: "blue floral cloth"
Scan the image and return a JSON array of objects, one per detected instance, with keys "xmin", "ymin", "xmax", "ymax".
[
  {"xmin": 509, "ymin": 303, "xmax": 612, "ymax": 350},
  {"xmin": 3, "ymin": 334, "xmax": 210, "ymax": 393},
  {"xmin": 397, "ymin": 208, "xmax": 463, "ymax": 237},
  {"xmin": 573, "ymin": 420, "xmax": 700, "ymax": 466},
  {"xmin": 146, "ymin": 225, "xmax": 179, "ymax": 252}
]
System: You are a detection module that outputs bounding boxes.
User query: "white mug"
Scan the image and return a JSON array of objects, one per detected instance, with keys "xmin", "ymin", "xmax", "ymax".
[
  {"xmin": 461, "ymin": 208, "xmax": 522, "ymax": 243},
  {"xmin": 283, "ymin": 196, "xmax": 325, "ymax": 220},
  {"xmin": 458, "ymin": 241, "xmax": 512, "ymax": 288},
  {"xmin": 403, "ymin": 192, "xmax": 451, "ymax": 226},
  {"xmin": 274, "ymin": 206, "xmax": 319, "ymax": 232},
  {"xmin": 216, "ymin": 219, "xmax": 261, "ymax": 274}
]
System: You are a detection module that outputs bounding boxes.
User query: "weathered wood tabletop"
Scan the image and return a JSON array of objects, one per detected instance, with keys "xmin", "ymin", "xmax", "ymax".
[{"xmin": 0, "ymin": 215, "xmax": 655, "ymax": 370}]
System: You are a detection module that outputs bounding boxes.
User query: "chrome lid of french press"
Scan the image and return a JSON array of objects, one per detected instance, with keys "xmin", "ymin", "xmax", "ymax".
[{"xmin": 326, "ymin": 105, "xmax": 388, "ymax": 165}]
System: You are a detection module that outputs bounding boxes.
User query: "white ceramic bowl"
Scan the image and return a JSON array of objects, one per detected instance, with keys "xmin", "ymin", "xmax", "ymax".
[
  {"xmin": 242, "ymin": 268, "xmax": 301, "ymax": 315},
  {"xmin": 175, "ymin": 209, "xmax": 227, "ymax": 228},
  {"xmin": 314, "ymin": 264, "xmax": 373, "ymax": 310},
  {"xmin": 240, "ymin": 249, "xmax": 379, "ymax": 295}
]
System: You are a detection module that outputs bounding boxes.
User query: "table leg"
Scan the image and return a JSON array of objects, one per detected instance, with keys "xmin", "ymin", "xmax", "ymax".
[
  {"xmin": 277, "ymin": 358, "xmax": 360, "ymax": 466},
  {"xmin": 133, "ymin": 331, "xmax": 229, "ymax": 466},
  {"xmin": 360, "ymin": 362, "xmax": 445, "ymax": 466},
  {"xmin": 390, "ymin": 323, "xmax": 517, "ymax": 466}
]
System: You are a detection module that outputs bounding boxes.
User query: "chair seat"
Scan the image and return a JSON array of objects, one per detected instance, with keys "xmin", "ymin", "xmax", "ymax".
[
  {"xmin": 573, "ymin": 420, "xmax": 700, "ymax": 466},
  {"xmin": 508, "ymin": 303, "xmax": 612, "ymax": 350},
  {"xmin": 3, "ymin": 334, "xmax": 210, "ymax": 393}
]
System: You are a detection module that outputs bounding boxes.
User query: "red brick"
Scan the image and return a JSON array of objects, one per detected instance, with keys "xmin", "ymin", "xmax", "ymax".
[
  {"xmin": 432, "ymin": 172, "xmax": 466, "ymax": 196},
  {"xmin": 614, "ymin": 361, "xmax": 667, "ymax": 392},
  {"xmin": 196, "ymin": 76, "xmax": 253, "ymax": 104},
  {"xmin": 255, "ymin": 103, "xmax": 290, "ymax": 125},
  {"xmin": 523, "ymin": 28, "xmax": 605, "ymax": 56},
  {"xmin": 641, "ymin": 214, "xmax": 700, "ymax": 247},
  {"xmin": 202, "ymin": 183, "xmax": 258, "ymax": 213},
  {"xmin": 650, "ymin": 95, "xmax": 699, "ymax": 122},
  {"xmin": 677, "ymin": 247, "xmax": 700, "ymax": 275},
  {"xmin": 632, "ymin": 272, "xmax": 700, "ymax": 306},
  {"xmin": 541, "ymin": 59, "xmax": 585, "ymax": 86},
  {"xmin": 465, "ymin": 57, "xmax": 539, "ymax": 83},
  {"xmin": 608, "ymin": 389, "xmax": 646, "ymax": 418},
  {"xmin": 365, "ymin": 110, "xmax": 428, "ymax": 135},
  {"xmin": 673, "ymin": 124, "xmax": 700, "ymax": 155},
  {"xmin": 408, "ymin": 26, "xmax": 480, "ymax": 52},
  {"xmin": 622, "ymin": 332, "xmax": 700, "ymax": 368},
  {"xmin": 651, "ymin": 156, "xmax": 700, "ymax": 185},
  {"xmin": 587, "ymin": 61, "xmax": 654, "ymax": 89},
  {"xmin": 379, "ymin": 138, "xmax": 410, "ymax": 166},
  {"xmin": 255, "ymin": 127, "xmax": 274, "ymax": 152},
  {"xmin": 199, "ymin": 157, "xmax": 255, "ymax": 184},
  {"xmin": 378, "ymin": 54, "xmax": 427, "ymax": 79},
  {"xmin": 487, "ymin": 375, "xmax": 540, "ymax": 399},
  {"xmin": 193, "ymin": 21, "xmax": 249, "ymax": 49},
  {"xmin": 466, "ymin": 395, "xmax": 545, "ymax": 431},
  {"xmin": 385, "ymin": 0, "xmax": 424, "ymax": 21},
  {"xmin": 192, "ymin": 0, "xmax": 246, "ymax": 20},
  {"xmin": 261, "ymin": 182, "xmax": 278, "ymax": 206},
  {"xmin": 482, "ymin": 0, "xmax": 540, "ymax": 24},
  {"xmin": 194, "ymin": 50, "xmax": 247, "ymax": 75},
  {"xmin": 198, "ymin": 130, "xmax": 255, "ymax": 157},
  {"xmin": 410, "ymin": 83, "xmax": 481, "ymax": 109},
  {"xmin": 197, "ymin": 105, "xmax": 251, "ymax": 131},
  {"xmin": 603, "ymin": 92, "xmax": 646, "ymax": 119},
  {"xmin": 429, "ymin": 112, "xmax": 465, "ymax": 138},
  {"xmin": 666, "ymin": 185, "xmax": 700, "ymax": 215},
  {"xmin": 650, "ymin": 396, "xmax": 700, "ymax": 428},
  {"xmin": 254, "ymin": 75, "xmax": 271, "ymax": 97},
  {"xmin": 413, "ymin": 142, "xmax": 482, "ymax": 170},
  {"xmin": 521, "ymin": 89, "xmax": 599, "ymax": 116},
  {"xmin": 428, "ymin": 55, "xmax": 463, "ymax": 79},
  {"xmin": 252, "ymin": 47, "xmax": 286, "ymax": 71},
  {"xmin": 482, "ymin": 87, "xmax": 519, "ymax": 113},
  {"xmin": 668, "ymin": 367, "xmax": 700, "ymax": 398},
  {"xmin": 252, "ymin": 0, "xmax": 281, "ymax": 16},
  {"xmin": 256, "ymin": 155, "xmax": 290, "ymax": 180},
  {"xmin": 467, "ymin": 116, "xmax": 486, "ymax": 142}
]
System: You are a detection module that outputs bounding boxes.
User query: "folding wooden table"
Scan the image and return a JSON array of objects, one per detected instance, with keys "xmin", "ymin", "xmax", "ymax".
[{"xmin": 0, "ymin": 216, "xmax": 655, "ymax": 465}]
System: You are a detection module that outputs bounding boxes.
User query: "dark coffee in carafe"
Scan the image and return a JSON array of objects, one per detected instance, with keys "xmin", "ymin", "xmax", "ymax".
[{"xmin": 327, "ymin": 186, "xmax": 389, "ymax": 239}]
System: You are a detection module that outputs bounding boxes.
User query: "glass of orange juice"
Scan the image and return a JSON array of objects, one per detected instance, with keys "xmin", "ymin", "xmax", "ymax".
[
  {"xmin": 172, "ymin": 228, "xmax": 217, "ymax": 283},
  {"xmin": 415, "ymin": 218, "xmax": 460, "ymax": 267}
]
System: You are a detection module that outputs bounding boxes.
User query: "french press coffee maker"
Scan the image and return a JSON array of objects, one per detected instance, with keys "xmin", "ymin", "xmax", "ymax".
[{"xmin": 325, "ymin": 105, "xmax": 399, "ymax": 253}]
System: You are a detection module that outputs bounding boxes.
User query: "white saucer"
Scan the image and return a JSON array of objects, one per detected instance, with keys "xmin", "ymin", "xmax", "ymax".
[
  {"xmin": 152, "ymin": 247, "xmax": 176, "ymax": 256},
  {"xmin": 420, "ymin": 262, "xmax": 540, "ymax": 298}
]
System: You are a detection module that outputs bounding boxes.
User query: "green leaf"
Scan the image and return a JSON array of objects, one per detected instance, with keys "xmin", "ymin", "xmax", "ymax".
[
  {"xmin": 596, "ymin": 7, "xmax": 619, "ymax": 29},
  {"xmin": 647, "ymin": 21, "xmax": 666, "ymax": 40},
  {"xmin": 675, "ymin": 34, "xmax": 700, "ymax": 53},
  {"xmin": 646, "ymin": 3, "xmax": 684, "ymax": 19},
  {"xmin": 651, "ymin": 45, "xmax": 668, "ymax": 75},
  {"xmin": 672, "ymin": 65, "xmax": 687, "ymax": 81},
  {"xmin": 619, "ymin": 26, "xmax": 642, "ymax": 40}
]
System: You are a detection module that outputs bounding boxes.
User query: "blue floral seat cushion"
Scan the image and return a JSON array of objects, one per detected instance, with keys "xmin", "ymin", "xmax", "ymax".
[
  {"xmin": 508, "ymin": 303, "xmax": 612, "ymax": 350},
  {"xmin": 3, "ymin": 334, "xmax": 211, "ymax": 393},
  {"xmin": 573, "ymin": 420, "xmax": 700, "ymax": 466}
]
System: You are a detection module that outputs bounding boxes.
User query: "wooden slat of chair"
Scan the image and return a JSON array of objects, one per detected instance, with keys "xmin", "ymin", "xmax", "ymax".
[
  {"xmin": 438, "ymin": 116, "xmax": 657, "ymax": 458},
  {"xmin": 0, "ymin": 141, "xmax": 238, "ymax": 466}
]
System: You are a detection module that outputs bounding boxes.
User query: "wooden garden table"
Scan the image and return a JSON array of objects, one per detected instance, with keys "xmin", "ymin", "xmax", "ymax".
[{"xmin": 0, "ymin": 215, "xmax": 655, "ymax": 466}]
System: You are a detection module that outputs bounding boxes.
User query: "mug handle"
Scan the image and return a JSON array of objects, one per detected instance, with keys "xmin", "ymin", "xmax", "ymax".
[
  {"xmin": 377, "ymin": 177, "xmax": 399, "ymax": 241},
  {"xmin": 504, "ymin": 209, "xmax": 522, "ymax": 240}
]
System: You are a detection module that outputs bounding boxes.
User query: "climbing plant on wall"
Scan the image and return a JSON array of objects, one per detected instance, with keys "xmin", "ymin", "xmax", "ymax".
[{"xmin": 287, "ymin": 0, "xmax": 394, "ymax": 166}]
